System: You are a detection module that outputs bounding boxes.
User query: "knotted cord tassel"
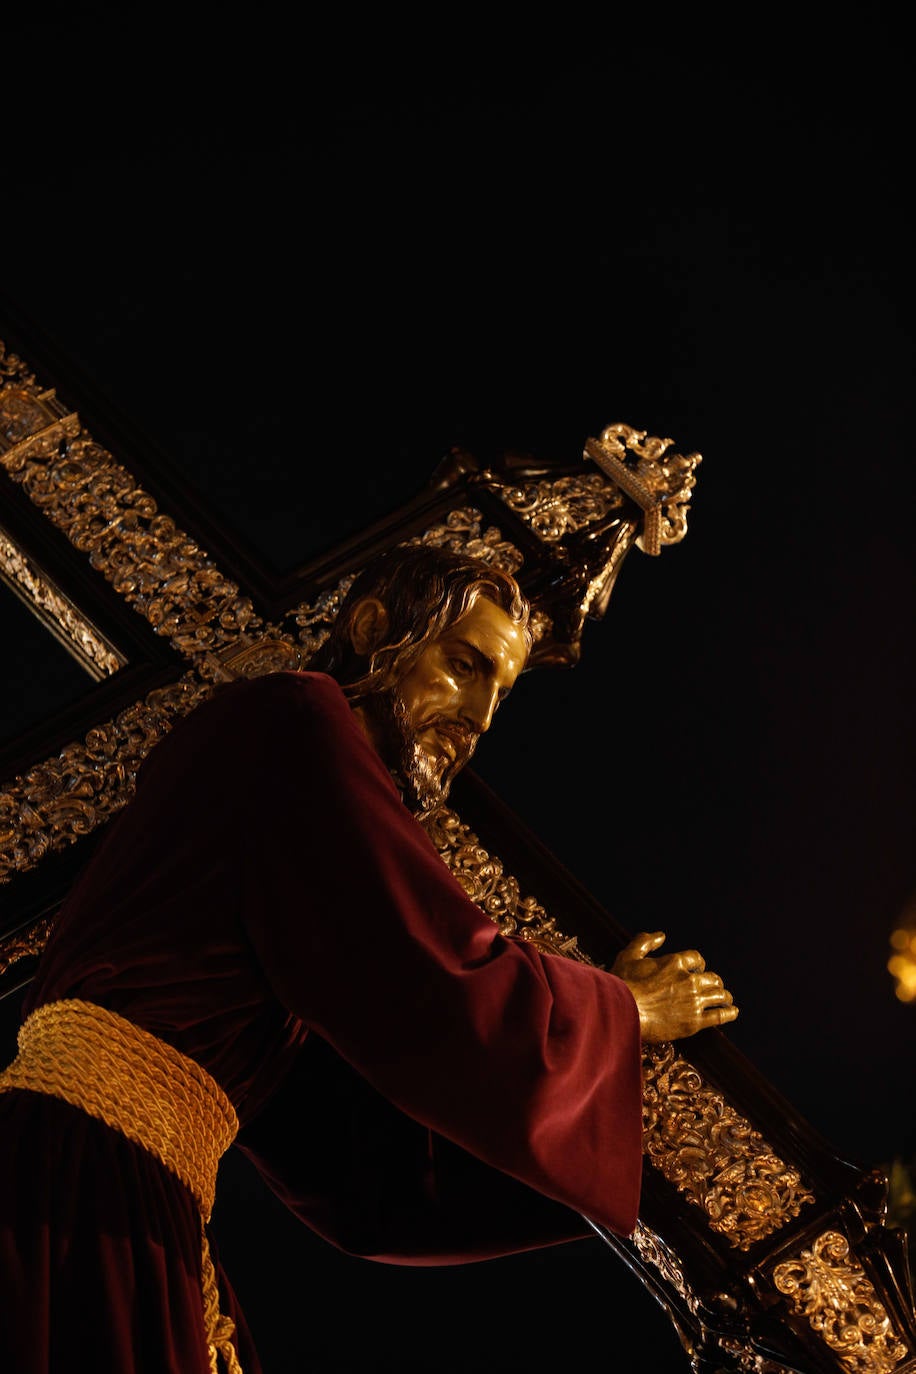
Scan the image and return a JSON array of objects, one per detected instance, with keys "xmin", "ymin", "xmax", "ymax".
[{"xmin": 201, "ymin": 1215, "xmax": 242, "ymax": 1374}]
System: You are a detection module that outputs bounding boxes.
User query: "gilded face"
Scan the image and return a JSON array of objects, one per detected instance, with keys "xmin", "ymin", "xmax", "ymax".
[
  {"xmin": 352, "ymin": 596, "xmax": 529, "ymax": 806},
  {"xmin": 396, "ymin": 596, "xmax": 529, "ymax": 785}
]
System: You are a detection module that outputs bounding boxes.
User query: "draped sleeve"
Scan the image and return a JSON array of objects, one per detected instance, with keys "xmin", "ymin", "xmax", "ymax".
[{"xmin": 233, "ymin": 672, "xmax": 644, "ymax": 1239}]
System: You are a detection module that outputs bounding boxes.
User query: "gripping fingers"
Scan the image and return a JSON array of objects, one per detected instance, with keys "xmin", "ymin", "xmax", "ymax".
[
  {"xmin": 694, "ymin": 978, "xmax": 737, "ymax": 1016},
  {"xmin": 677, "ymin": 949, "xmax": 706, "ymax": 974},
  {"xmin": 690, "ymin": 972, "xmax": 737, "ymax": 1022}
]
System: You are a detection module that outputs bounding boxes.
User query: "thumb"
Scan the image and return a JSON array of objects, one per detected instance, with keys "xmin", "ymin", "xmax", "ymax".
[{"xmin": 622, "ymin": 930, "xmax": 666, "ymax": 960}]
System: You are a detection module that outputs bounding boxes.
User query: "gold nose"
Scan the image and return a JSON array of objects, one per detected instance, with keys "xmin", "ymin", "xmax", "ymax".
[{"xmin": 462, "ymin": 686, "xmax": 499, "ymax": 734}]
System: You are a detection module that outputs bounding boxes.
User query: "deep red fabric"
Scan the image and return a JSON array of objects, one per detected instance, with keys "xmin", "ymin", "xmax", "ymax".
[{"xmin": 0, "ymin": 671, "xmax": 643, "ymax": 1372}]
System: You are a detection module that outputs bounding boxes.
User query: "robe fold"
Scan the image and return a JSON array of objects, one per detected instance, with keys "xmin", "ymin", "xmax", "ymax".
[{"xmin": 0, "ymin": 671, "xmax": 644, "ymax": 1373}]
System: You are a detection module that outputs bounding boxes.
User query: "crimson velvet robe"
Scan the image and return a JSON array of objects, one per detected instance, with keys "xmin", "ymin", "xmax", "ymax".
[{"xmin": 0, "ymin": 671, "xmax": 644, "ymax": 1373}]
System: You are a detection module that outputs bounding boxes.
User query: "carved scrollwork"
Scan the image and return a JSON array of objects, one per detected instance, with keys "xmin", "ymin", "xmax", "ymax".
[
  {"xmin": 488, "ymin": 471, "xmax": 625, "ymax": 542},
  {"xmin": 642, "ymin": 1043, "xmax": 817, "ymax": 1249},
  {"xmin": 713, "ymin": 1336, "xmax": 797, "ymax": 1373},
  {"xmin": 0, "ymin": 917, "xmax": 54, "ymax": 976},
  {"xmin": 0, "ymin": 387, "xmax": 264, "ymax": 671},
  {"xmin": 419, "ymin": 804, "xmax": 588, "ymax": 960},
  {"xmin": 0, "ymin": 344, "xmax": 77, "ymax": 454},
  {"xmin": 632, "ymin": 1219, "xmax": 701, "ymax": 1315},
  {"xmin": 0, "ymin": 343, "xmax": 36, "ymax": 391},
  {"xmin": 772, "ymin": 1230, "xmax": 910, "ymax": 1371},
  {"xmin": 0, "ymin": 525, "xmax": 124, "ymax": 678},
  {"xmin": 211, "ymin": 637, "xmax": 306, "ymax": 680},
  {"xmin": 408, "ymin": 506, "xmax": 526, "ymax": 574},
  {"xmin": 0, "ymin": 672, "xmax": 212, "ymax": 883},
  {"xmin": 287, "ymin": 577, "xmax": 358, "ymax": 662}
]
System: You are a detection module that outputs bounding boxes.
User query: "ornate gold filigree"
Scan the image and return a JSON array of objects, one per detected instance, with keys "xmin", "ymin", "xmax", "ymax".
[
  {"xmin": 0, "ymin": 343, "xmax": 37, "ymax": 392},
  {"xmin": 212, "ymin": 637, "xmax": 306, "ymax": 681},
  {"xmin": 285, "ymin": 576, "xmax": 358, "ymax": 663},
  {"xmin": 0, "ymin": 917, "xmax": 54, "ymax": 975},
  {"xmin": 713, "ymin": 1336, "xmax": 795, "ymax": 1374},
  {"xmin": 632, "ymin": 1219, "xmax": 701, "ymax": 1315},
  {"xmin": 640, "ymin": 1043, "xmax": 816, "ymax": 1250},
  {"xmin": 0, "ymin": 386, "xmax": 264, "ymax": 673},
  {"xmin": 487, "ymin": 471, "xmax": 625, "ymax": 542},
  {"xmin": 772, "ymin": 1230, "xmax": 910, "ymax": 1371},
  {"xmin": 584, "ymin": 422, "xmax": 701, "ymax": 556},
  {"xmin": 408, "ymin": 507, "xmax": 526, "ymax": 574},
  {"xmin": 0, "ymin": 524, "xmax": 124, "ymax": 678},
  {"xmin": 0, "ymin": 672, "xmax": 212, "ymax": 883},
  {"xmin": 0, "ymin": 348, "xmax": 78, "ymax": 454},
  {"xmin": 419, "ymin": 804, "xmax": 589, "ymax": 960}
]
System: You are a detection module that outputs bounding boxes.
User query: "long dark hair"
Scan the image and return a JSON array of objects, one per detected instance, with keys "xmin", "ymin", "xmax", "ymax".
[{"xmin": 306, "ymin": 543, "xmax": 532, "ymax": 701}]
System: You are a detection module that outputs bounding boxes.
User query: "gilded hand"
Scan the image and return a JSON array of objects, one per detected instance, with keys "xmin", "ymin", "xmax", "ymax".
[{"xmin": 611, "ymin": 931, "xmax": 739, "ymax": 1043}]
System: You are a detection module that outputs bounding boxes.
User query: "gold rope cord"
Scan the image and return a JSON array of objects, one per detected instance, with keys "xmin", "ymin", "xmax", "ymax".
[{"xmin": 0, "ymin": 999, "xmax": 242, "ymax": 1373}]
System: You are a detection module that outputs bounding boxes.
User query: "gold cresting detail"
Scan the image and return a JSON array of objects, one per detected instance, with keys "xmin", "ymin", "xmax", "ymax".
[
  {"xmin": 0, "ymin": 673, "xmax": 212, "ymax": 883},
  {"xmin": 642, "ymin": 1042, "xmax": 816, "ymax": 1250},
  {"xmin": 583, "ymin": 422, "xmax": 701, "ymax": 556},
  {"xmin": 772, "ymin": 1230, "xmax": 910, "ymax": 1371},
  {"xmin": 0, "ymin": 525, "xmax": 124, "ymax": 679},
  {"xmin": 489, "ymin": 471, "xmax": 625, "ymax": 542},
  {"xmin": 424, "ymin": 806, "xmax": 819, "ymax": 1250}
]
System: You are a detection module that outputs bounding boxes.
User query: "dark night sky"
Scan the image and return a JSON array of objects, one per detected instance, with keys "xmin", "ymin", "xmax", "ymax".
[{"xmin": 1, "ymin": 11, "xmax": 914, "ymax": 1371}]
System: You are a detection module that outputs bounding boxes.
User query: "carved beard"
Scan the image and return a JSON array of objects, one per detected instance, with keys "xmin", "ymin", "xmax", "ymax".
[{"xmin": 360, "ymin": 688, "xmax": 477, "ymax": 814}]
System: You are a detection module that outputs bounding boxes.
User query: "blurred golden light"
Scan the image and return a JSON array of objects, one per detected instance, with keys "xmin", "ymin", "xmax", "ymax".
[{"xmin": 888, "ymin": 925, "xmax": 916, "ymax": 1003}]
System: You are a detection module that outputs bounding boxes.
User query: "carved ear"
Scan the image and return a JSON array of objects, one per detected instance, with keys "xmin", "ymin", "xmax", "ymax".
[{"xmin": 348, "ymin": 597, "xmax": 390, "ymax": 656}]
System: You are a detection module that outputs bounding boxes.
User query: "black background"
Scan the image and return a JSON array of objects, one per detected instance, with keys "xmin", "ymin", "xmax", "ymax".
[{"xmin": 1, "ymin": 10, "xmax": 914, "ymax": 1371}]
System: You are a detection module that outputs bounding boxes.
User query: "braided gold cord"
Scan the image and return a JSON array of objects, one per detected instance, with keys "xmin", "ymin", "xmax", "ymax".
[
  {"xmin": 202, "ymin": 1214, "xmax": 243, "ymax": 1374},
  {"xmin": 0, "ymin": 998, "xmax": 242, "ymax": 1372}
]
